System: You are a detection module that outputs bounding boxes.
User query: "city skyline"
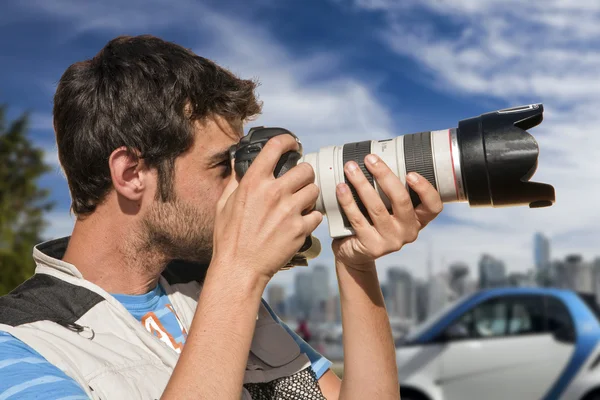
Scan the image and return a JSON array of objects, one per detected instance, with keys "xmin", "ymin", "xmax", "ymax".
[
  {"xmin": 268, "ymin": 232, "xmax": 600, "ymax": 322},
  {"xmin": 267, "ymin": 230, "xmax": 585, "ymax": 298}
]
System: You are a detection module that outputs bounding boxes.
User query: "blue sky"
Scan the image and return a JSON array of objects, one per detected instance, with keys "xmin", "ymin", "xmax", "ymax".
[{"xmin": 2, "ymin": 0, "xmax": 598, "ymax": 291}]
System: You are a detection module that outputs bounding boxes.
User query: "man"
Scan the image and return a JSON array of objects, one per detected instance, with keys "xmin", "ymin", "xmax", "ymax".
[{"xmin": 0, "ymin": 35, "xmax": 443, "ymax": 399}]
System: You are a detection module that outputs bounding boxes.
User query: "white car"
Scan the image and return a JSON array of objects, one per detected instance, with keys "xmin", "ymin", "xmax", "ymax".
[{"xmin": 395, "ymin": 288, "xmax": 600, "ymax": 400}]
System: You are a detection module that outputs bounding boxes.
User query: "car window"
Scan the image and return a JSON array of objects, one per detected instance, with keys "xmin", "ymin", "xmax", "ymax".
[
  {"xmin": 508, "ymin": 296, "xmax": 545, "ymax": 335},
  {"xmin": 404, "ymin": 293, "xmax": 474, "ymax": 342},
  {"xmin": 473, "ymin": 300, "xmax": 508, "ymax": 337},
  {"xmin": 509, "ymin": 303, "xmax": 532, "ymax": 333},
  {"xmin": 545, "ymin": 296, "xmax": 575, "ymax": 338},
  {"xmin": 444, "ymin": 299, "xmax": 508, "ymax": 340},
  {"xmin": 444, "ymin": 295, "xmax": 546, "ymax": 341}
]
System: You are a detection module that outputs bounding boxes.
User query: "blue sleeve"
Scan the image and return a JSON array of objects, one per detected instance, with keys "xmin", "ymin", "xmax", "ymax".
[
  {"xmin": 0, "ymin": 331, "xmax": 89, "ymax": 399},
  {"xmin": 261, "ymin": 300, "xmax": 332, "ymax": 379}
]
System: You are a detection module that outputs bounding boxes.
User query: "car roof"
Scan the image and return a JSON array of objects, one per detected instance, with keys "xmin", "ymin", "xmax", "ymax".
[{"xmin": 472, "ymin": 287, "xmax": 576, "ymax": 300}]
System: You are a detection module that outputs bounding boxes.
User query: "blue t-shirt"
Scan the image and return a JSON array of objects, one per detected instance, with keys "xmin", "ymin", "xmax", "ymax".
[{"xmin": 0, "ymin": 285, "xmax": 331, "ymax": 399}]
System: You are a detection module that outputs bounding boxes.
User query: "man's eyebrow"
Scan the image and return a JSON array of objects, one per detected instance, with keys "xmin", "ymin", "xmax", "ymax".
[{"xmin": 208, "ymin": 148, "xmax": 232, "ymax": 164}]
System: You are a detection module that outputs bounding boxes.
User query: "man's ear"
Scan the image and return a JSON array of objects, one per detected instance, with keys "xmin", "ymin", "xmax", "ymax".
[{"xmin": 108, "ymin": 147, "xmax": 151, "ymax": 202}]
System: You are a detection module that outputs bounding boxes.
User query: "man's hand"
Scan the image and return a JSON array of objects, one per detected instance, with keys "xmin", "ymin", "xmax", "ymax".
[
  {"xmin": 332, "ymin": 153, "xmax": 443, "ymax": 269},
  {"xmin": 322, "ymin": 154, "xmax": 443, "ymax": 400},
  {"xmin": 164, "ymin": 135, "xmax": 322, "ymax": 400},
  {"xmin": 212, "ymin": 134, "xmax": 323, "ymax": 281}
]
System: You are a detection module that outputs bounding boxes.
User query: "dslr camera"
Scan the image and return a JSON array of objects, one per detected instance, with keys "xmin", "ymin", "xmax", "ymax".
[{"xmin": 229, "ymin": 104, "xmax": 555, "ymax": 265}]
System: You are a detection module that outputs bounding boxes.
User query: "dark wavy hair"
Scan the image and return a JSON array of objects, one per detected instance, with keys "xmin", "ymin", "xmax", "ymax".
[{"xmin": 53, "ymin": 34, "xmax": 262, "ymax": 215}]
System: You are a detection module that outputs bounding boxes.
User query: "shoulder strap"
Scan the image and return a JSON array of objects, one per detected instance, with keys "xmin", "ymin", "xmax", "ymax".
[{"xmin": 0, "ymin": 273, "xmax": 104, "ymax": 327}]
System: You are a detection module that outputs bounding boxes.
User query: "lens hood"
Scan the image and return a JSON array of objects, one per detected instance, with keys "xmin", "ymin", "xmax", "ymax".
[{"xmin": 457, "ymin": 104, "xmax": 555, "ymax": 208}]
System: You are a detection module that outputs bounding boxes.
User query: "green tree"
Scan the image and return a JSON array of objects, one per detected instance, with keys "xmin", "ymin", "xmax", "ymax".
[{"xmin": 0, "ymin": 106, "xmax": 54, "ymax": 295}]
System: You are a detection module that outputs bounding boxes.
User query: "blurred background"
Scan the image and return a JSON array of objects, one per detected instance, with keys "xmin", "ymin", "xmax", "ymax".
[{"xmin": 1, "ymin": 0, "xmax": 599, "ymax": 389}]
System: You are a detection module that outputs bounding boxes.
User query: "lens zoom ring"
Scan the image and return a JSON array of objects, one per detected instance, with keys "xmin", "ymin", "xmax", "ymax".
[
  {"xmin": 342, "ymin": 141, "xmax": 373, "ymax": 228},
  {"xmin": 404, "ymin": 132, "xmax": 437, "ymax": 207}
]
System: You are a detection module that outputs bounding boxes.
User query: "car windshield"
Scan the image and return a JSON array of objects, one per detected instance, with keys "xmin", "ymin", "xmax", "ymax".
[{"xmin": 403, "ymin": 292, "xmax": 474, "ymax": 342}]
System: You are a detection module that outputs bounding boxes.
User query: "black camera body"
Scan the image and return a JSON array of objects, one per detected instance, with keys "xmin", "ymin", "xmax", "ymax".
[
  {"xmin": 229, "ymin": 127, "xmax": 318, "ymax": 268},
  {"xmin": 230, "ymin": 127, "xmax": 303, "ymax": 180}
]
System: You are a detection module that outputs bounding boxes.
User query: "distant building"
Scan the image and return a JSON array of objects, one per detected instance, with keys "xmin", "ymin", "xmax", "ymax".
[
  {"xmin": 508, "ymin": 272, "xmax": 531, "ymax": 287},
  {"xmin": 427, "ymin": 273, "xmax": 456, "ymax": 316},
  {"xmin": 571, "ymin": 255, "xmax": 593, "ymax": 293},
  {"xmin": 593, "ymin": 258, "xmax": 600, "ymax": 303},
  {"xmin": 553, "ymin": 259, "xmax": 571, "ymax": 290},
  {"xmin": 537, "ymin": 261, "xmax": 557, "ymax": 287},
  {"xmin": 534, "ymin": 233, "xmax": 551, "ymax": 271},
  {"xmin": 569, "ymin": 255, "xmax": 594, "ymax": 294},
  {"xmin": 479, "ymin": 254, "xmax": 507, "ymax": 288},
  {"xmin": 448, "ymin": 262, "xmax": 470, "ymax": 296},
  {"xmin": 415, "ymin": 279, "xmax": 429, "ymax": 323},
  {"xmin": 327, "ymin": 294, "xmax": 342, "ymax": 323},
  {"xmin": 267, "ymin": 284, "xmax": 286, "ymax": 317},
  {"xmin": 286, "ymin": 294, "xmax": 298, "ymax": 318},
  {"xmin": 553, "ymin": 254, "xmax": 594, "ymax": 294},
  {"xmin": 387, "ymin": 267, "xmax": 415, "ymax": 321},
  {"xmin": 311, "ymin": 265, "xmax": 330, "ymax": 322},
  {"xmin": 464, "ymin": 279, "xmax": 479, "ymax": 294},
  {"xmin": 294, "ymin": 272, "xmax": 313, "ymax": 318}
]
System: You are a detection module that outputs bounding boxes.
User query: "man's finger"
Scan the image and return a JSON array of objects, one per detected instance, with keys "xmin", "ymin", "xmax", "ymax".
[
  {"xmin": 335, "ymin": 182, "xmax": 376, "ymax": 238},
  {"xmin": 344, "ymin": 159, "xmax": 394, "ymax": 232},
  {"xmin": 280, "ymin": 162, "xmax": 316, "ymax": 194},
  {"xmin": 293, "ymin": 183, "xmax": 320, "ymax": 214},
  {"xmin": 245, "ymin": 134, "xmax": 300, "ymax": 179},
  {"xmin": 302, "ymin": 210, "xmax": 324, "ymax": 236},
  {"xmin": 363, "ymin": 154, "xmax": 413, "ymax": 218},
  {"xmin": 406, "ymin": 172, "xmax": 443, "ymax": 226}
]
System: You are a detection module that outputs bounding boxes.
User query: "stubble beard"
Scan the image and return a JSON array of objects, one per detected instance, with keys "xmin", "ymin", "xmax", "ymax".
[{"xmin": 139, "ymin": 197, "xmax": 215, "ymax": 267}]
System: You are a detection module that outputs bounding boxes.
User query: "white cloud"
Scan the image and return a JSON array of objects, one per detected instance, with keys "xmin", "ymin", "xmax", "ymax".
[
  {"xmin": 42, "ymin": 148, "xmax": 61, "ymax": 170},
  {"xmin": 341, "ymin": 0, "xmax": 600, "ymax": 104}
]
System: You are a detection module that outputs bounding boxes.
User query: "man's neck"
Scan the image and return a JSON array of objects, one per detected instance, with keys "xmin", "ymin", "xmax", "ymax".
[{"xmin": 62, "ymin": 209, "xmax": 166, "ymax": 295}]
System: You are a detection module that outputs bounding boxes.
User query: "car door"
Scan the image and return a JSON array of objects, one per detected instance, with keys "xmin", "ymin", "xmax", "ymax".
[{"xmin": 436, "ymin": 294, "xmax": 575, "ymax": 400}]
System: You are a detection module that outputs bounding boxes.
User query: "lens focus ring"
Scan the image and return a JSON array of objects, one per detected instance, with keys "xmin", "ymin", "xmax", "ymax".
[
  {"xmin": 404, "ymin": 132, "xmax": 437, "ymax": 206},
  {"xmin": 342, "ymin": 141, "xmax": 374, "ymax": 228}
]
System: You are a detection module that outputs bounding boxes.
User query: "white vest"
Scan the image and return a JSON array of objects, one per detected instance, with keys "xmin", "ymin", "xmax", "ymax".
[{"xmin": 0, "ymin": 237, "xmax": 323, "ymax": 399}]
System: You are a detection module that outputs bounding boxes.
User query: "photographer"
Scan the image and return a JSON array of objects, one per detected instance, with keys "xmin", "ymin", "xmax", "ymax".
[{"xmin": 0, "ymin": 35, "xmax": 443, "ymax": 399}]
